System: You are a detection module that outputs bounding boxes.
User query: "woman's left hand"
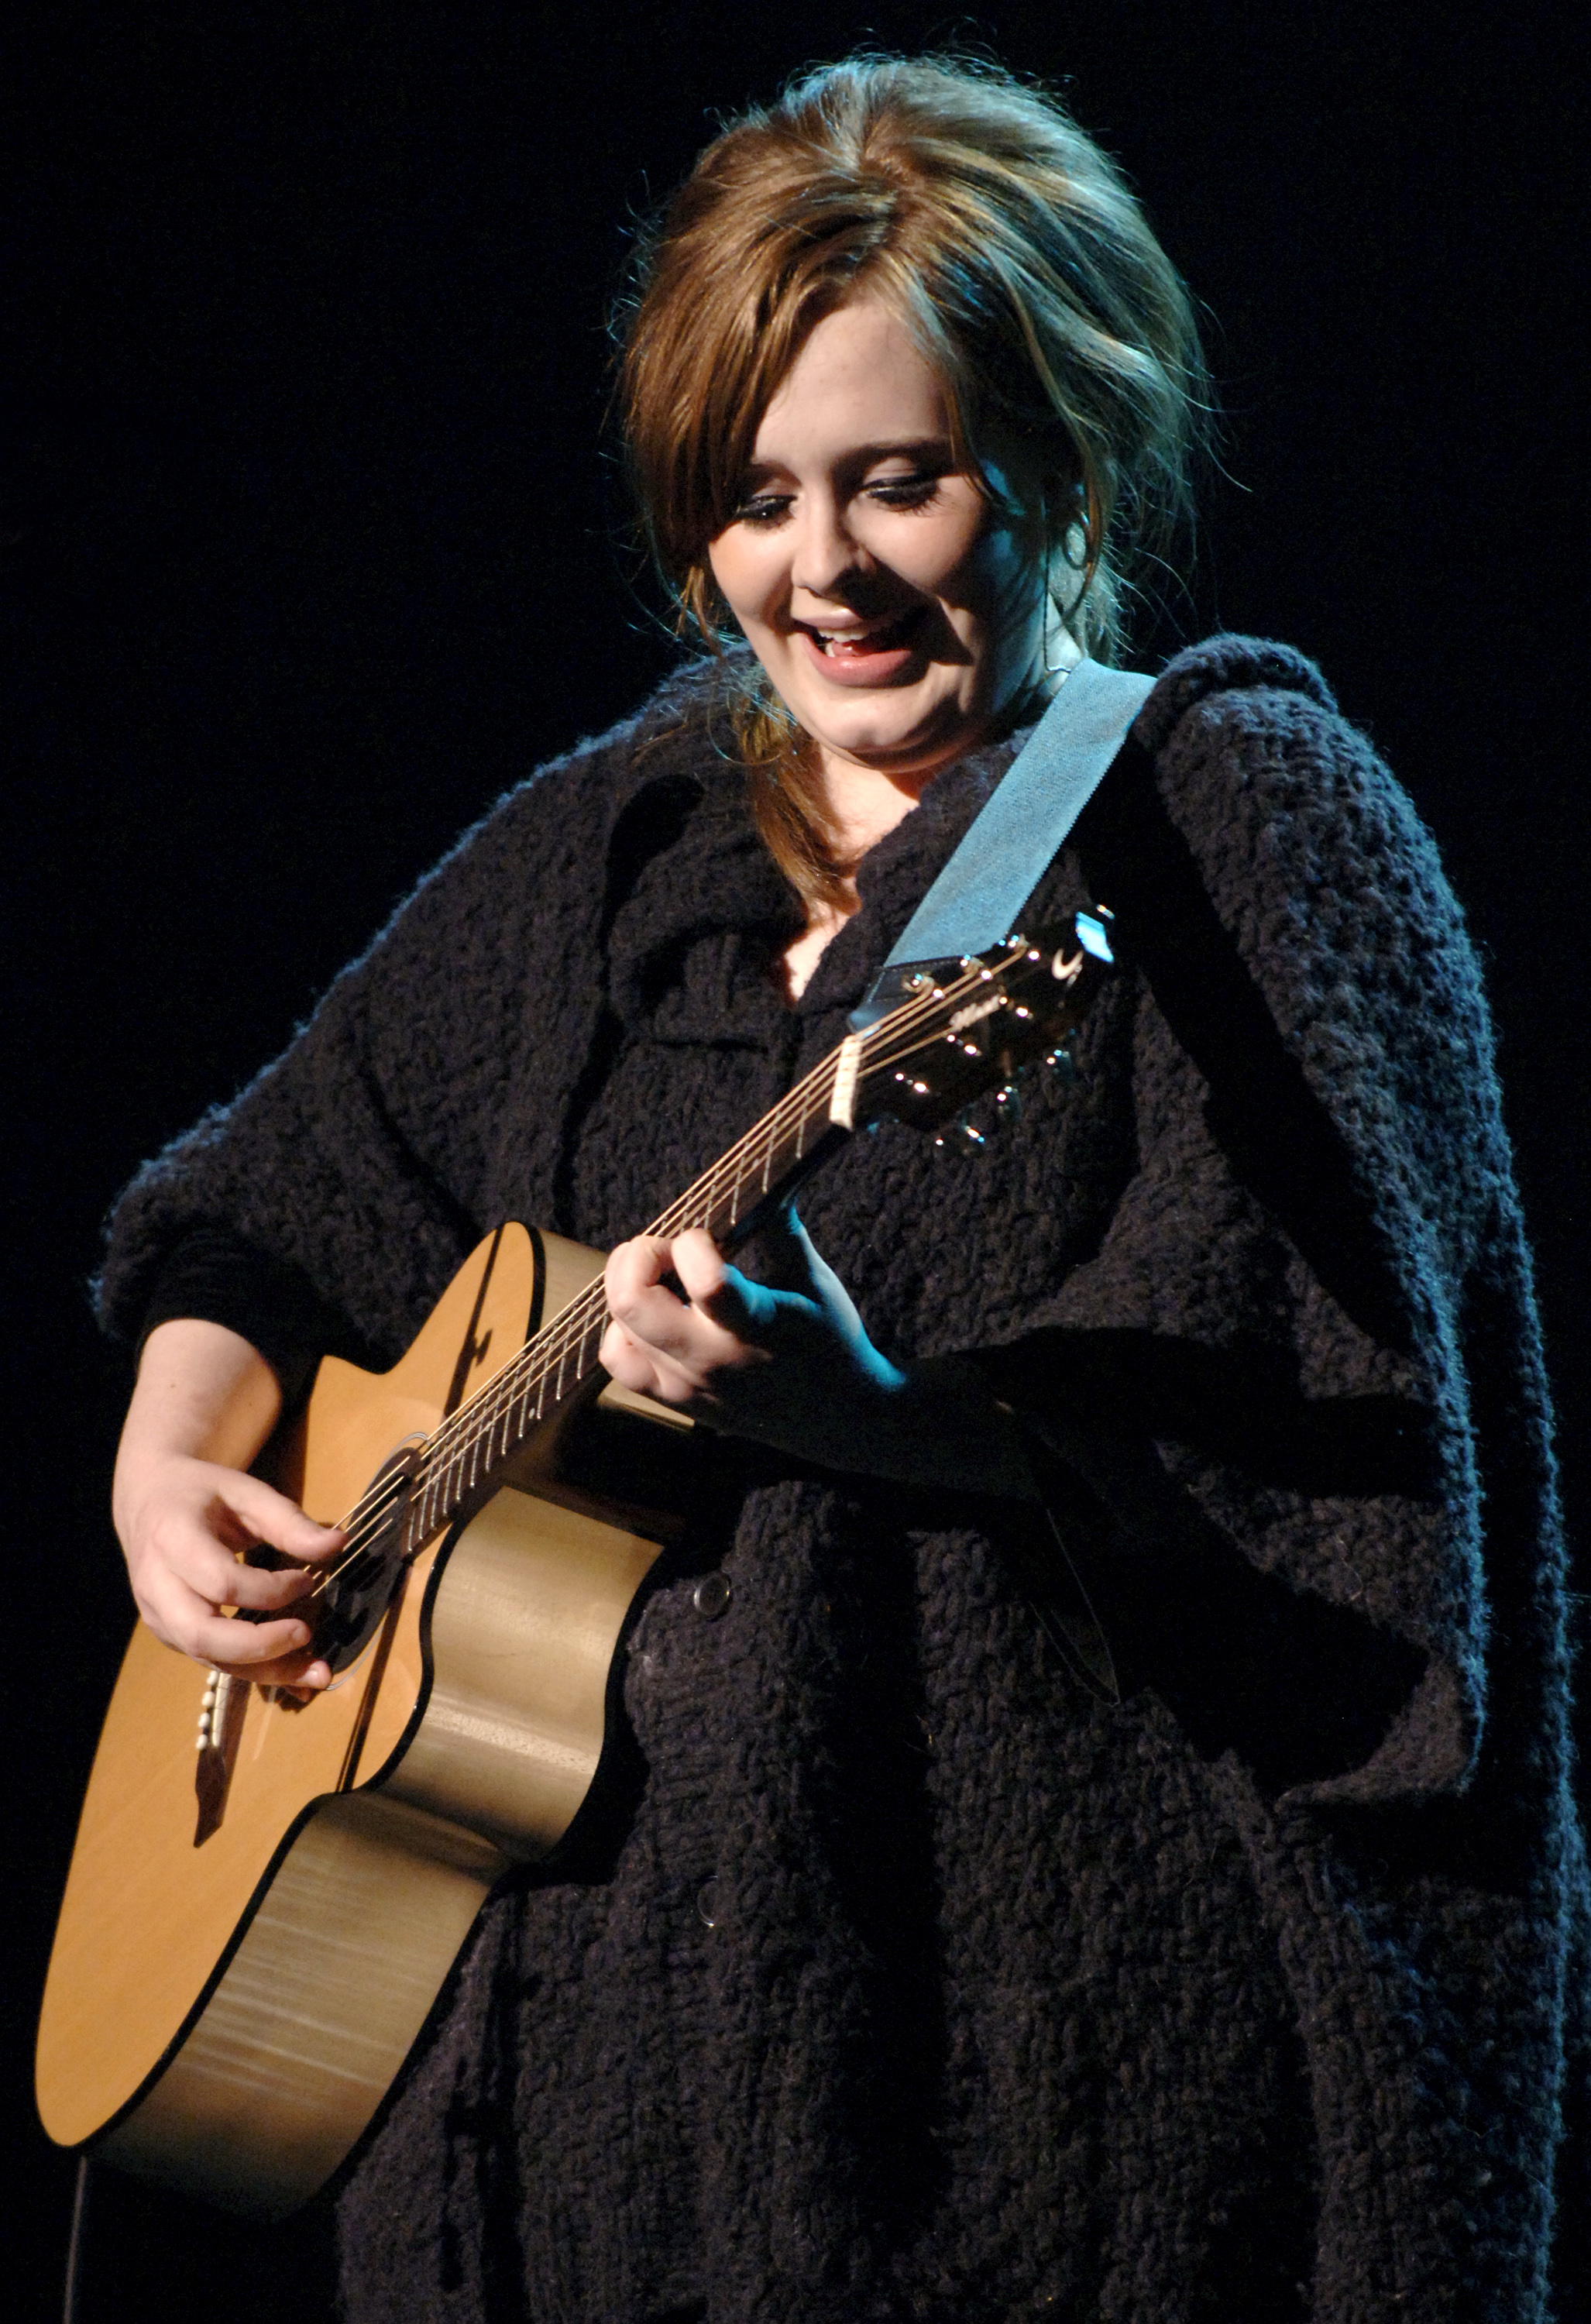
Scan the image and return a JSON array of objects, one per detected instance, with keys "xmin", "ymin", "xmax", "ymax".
[{"xmin": 600, "ymin": 1208, "xmax": 1034, "ymax": 1494}]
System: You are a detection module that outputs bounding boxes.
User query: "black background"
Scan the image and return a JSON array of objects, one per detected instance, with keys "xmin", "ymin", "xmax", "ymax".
[{"xmin": 4, "ymin": 3, "xmax": 1585, "ymax": 2315}]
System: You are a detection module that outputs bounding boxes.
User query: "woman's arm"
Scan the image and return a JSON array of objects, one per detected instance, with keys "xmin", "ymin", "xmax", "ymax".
[
  {"xmin": 601, "ymin": 1210, "xmax": 1038, "ymax": 1498},
  {"xmin": 112, "ymin": 1318, "xmax": 343, "ymax": 1687}
]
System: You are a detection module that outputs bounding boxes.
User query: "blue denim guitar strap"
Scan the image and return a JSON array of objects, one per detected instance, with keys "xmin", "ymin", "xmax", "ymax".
[{"xmin": 848, "ymin": 657, "xmax": 1155, "ymax": 1030}]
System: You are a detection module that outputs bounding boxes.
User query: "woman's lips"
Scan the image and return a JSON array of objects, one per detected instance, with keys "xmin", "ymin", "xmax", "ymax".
[{"xmin": 792, "ymin": 607, "xmax": 926, "ymax": 686}]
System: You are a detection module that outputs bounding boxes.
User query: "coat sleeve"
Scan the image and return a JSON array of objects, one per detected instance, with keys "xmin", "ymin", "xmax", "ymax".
[{"xmin": 971, "ymin": 641, "xmax": 1564, "ymax": 1812}]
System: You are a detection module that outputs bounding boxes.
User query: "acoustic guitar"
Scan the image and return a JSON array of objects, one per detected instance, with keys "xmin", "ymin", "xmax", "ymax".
[{"xmin": 36, "ymin": 915, "xmax": 1113, "ymax": 2218}]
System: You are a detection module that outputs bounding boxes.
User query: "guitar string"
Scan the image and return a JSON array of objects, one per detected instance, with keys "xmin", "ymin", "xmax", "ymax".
[
  {"xmin": 401, "ymin": 1047, "xmax": 851, "ymax": 1525},
  {"xmin": 306, "ymin": 1028, "xmax": 889, "ymax": 1591},
  {"xmin": 404, "ymin": 954, "xmax": 1006, "ymax": 1497},
  {"xmin": 415, "ymin": 1015, "xmax": 876, "ymax": 1456},
  {"xmin": 407, "ymin": 951, "xmax": 1057, "ymax": 1541},
  {"xmin": 297, "ymin": 1046, "xmax": 855, "ymax": 1600},
  {"xmin": 303, "ymin": 944, "xmax": 1051, "ymax": 1600},
  {"xmin": 303, "ymin": 951, "xmax": 1045, "ymax": 1602},
  {"xmin": 303, "ymin": 944, "xmax": 1057, "ymax": 1600}
]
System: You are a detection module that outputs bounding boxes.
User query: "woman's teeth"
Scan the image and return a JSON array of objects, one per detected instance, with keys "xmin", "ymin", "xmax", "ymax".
[{"xmin": 811, "ymin": 615, "xmax": 914, "ymax": 655}]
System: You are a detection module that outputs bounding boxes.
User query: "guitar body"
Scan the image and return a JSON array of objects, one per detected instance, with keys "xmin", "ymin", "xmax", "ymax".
[{"xmin": 35, "ymin": 1224, "xmax": 676, "ymax": 2217}]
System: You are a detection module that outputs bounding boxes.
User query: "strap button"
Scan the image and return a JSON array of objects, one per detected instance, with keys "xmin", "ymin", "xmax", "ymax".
[{"xmin": 692, "ymin": 1572, "xmax": 731, "ymax": 1621}]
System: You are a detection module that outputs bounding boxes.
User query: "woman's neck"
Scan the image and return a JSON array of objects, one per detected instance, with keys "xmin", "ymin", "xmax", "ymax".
[
  {"xmin": 776, "ymin": 752, "xmax": 948, "ymax": 1002},
  {"xmin": 775, "ymin": 752, "xmax": 933, "ymax": 1002},
  {"xmin": 816, "ymin": 751, "xmax": 937, "ymax": 866}
]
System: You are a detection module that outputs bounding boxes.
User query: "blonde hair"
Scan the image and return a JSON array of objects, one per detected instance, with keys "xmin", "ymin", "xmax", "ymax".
[{"xmin": 618, "ymin": 53, "xmax": 1208, "ymax": 904}]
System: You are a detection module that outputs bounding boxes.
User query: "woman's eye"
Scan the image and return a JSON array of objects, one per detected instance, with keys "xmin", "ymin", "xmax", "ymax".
[
  {"xmin": 866, "ymin": 472, "xmax": 943, "ymax": 509},
  {"xmin": 734, "ymin": 495, "xmax": 792, "ymax": 528}
]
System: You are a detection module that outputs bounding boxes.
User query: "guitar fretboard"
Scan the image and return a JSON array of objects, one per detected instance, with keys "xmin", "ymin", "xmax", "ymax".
[{"xmin": 397, "ymin": 1040, "xmax": 851, "ymax": 1552}]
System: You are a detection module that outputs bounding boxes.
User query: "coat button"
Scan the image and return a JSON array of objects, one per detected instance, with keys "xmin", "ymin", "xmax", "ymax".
[
  {"xmin": 692, "ymin": 1571, "xmax": 731, "ymax": 1621},
  {"xmin": 696, "ymin": 1880, "xmax": 720, "ymax": 1929}
]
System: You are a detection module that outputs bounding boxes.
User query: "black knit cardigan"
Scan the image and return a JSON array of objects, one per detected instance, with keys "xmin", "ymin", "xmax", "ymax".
[{"xmin": 99, "ymin": 638, "xmax": 1589, "ymax": 2323}]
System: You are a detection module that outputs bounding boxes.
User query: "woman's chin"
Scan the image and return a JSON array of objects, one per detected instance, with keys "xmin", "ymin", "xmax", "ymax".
[
  {"xmin": 813, "ymin": 706, "xmax": 989, "ymax": 786},
  {"xmin": 785, "ymin": 653, "xmax": 964, "ymax": 744}
]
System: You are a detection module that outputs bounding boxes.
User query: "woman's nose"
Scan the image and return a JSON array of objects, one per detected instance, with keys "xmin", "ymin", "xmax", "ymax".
[{"xmin": 789, "ymin": 494, "xmax": 866, "ymax": 600}]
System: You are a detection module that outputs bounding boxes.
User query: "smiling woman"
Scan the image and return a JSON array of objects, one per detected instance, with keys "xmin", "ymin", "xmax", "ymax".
[
  {"xmin": 701, "ymin": 299, "xmax": 1047, "ymax": 995},
  {"xmin": 84, "ymin": 48, "xmax": 1586, "ymax": 2324},
  {"xmin": 620, "ymin": 56, "xmax": 1203, "ymax": 913},
  {"xmin": 706, "ymin": 304, "xmax": 1040, "ymax": 793}
]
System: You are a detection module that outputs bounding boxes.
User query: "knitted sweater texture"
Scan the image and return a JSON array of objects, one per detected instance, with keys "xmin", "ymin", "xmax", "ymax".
[{"xmin": 99, "ymin": 639, "xmax": 1588, "ymax": 2322}]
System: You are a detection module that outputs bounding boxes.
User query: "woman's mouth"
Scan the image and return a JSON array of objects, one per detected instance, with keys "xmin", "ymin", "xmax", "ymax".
[{"xmin": 793, "ymin": 607, "xmax": 927, "ymax": 685}]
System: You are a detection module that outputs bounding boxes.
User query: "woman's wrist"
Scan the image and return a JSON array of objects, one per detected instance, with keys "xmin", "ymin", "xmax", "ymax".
[{"xmin": 836, "ymin": 1355, "xmax": 1039, "ymax": 1498}]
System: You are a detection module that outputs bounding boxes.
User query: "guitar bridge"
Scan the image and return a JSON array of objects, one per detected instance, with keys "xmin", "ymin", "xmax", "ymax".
[{"xmin": 193, "ymin": 1669, "xmax": 249, "ymax": 1846}]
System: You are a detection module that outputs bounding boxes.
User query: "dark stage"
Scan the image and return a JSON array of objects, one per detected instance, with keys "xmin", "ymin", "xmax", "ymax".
[{"xmin": 4, "ymin": 4, "xmax": 1585, "ymax": 2315}]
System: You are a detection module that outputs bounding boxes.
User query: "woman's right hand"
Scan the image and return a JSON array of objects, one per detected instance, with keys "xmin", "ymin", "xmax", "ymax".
[{"xmin": 112, "ymin": 1318, "xmax": 344, "ymax": 1689}]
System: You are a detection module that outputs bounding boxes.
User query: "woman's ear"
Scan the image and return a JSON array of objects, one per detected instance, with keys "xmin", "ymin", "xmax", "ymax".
[{"xmin": 1038, "ymin": 471, "xmax": 1091, "ymax": 617}]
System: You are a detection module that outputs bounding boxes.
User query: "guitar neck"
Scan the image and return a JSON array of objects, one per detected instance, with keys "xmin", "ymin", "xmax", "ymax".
[
  {"xmin": 393, "ymin": 913, "xmax": 1113, "ymax": 1557},
  {"xmin": 398, "ymin": 1040, "xmax": 854, "ymax": 1552}
]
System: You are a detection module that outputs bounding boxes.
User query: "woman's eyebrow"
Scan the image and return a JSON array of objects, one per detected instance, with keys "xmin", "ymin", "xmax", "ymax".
[{"xmin": 845, "ymin": 435, "xmax": 957, "ymax": 465}]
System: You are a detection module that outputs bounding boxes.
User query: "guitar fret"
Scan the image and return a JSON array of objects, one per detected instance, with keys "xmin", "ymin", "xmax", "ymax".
[{"xmin": 795, "ymin": 1067, "xmax": 827, "ymax": 1160}]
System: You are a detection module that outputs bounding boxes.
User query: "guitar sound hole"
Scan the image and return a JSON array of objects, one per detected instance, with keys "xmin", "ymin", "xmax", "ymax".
[{"xmin": 311, "ymin": 1446, "xmax": 420, "ymax": 1675}]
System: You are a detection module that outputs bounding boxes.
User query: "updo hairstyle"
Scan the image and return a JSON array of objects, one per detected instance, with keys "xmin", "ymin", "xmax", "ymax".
[{"xmin": 619, "ymin": 54, "xmax": 1208, "ymax": 903}]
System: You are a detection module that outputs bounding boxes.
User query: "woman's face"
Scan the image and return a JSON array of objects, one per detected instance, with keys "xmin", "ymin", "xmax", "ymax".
[{"xmin": 707, "ymin": 299, "xmax": 1046, "ymax": 790}]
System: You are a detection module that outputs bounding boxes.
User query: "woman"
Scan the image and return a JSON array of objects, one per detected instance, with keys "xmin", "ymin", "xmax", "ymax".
[{"xmin": 101, "ymin": 56, "xmax": 1585, "ymax": 2322}]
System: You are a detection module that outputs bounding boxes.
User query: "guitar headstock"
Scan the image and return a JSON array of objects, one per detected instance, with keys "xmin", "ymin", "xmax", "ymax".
[{"xmin": 852, "ymin": 911, "xmax": 1115, "ymax": 1133}]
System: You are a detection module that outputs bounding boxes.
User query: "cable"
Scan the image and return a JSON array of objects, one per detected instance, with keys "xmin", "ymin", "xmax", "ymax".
[{"xmin": 61, "ymin": 2156, "xmax": 92, "ymax": 2324}]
